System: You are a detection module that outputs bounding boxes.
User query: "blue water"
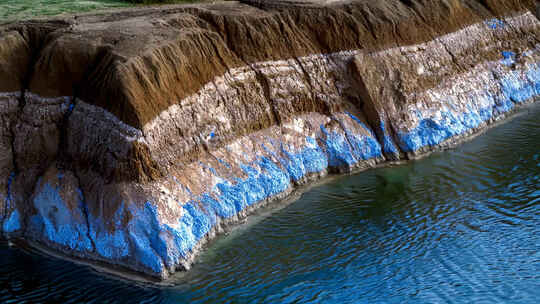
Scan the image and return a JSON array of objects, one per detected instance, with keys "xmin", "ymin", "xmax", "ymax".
[{"xmin": 1, "ymin": 104, "xmax": 539, "ymax": 303}]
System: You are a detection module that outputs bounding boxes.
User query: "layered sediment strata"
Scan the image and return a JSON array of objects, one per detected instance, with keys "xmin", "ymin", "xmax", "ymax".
[{"xmin": 1, "ymin": 0, "xmax": 539, "ymax": 279}]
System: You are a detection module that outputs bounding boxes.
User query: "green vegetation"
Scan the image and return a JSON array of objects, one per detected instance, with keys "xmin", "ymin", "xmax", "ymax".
[
  {"xmin": 0, "ymin": 0, "xmax": 198, "ymax": 22},
  {"xmin": 0, "ymin": 0, "xmax": 129, "ymax": 22},
  {"xmin": 125, "ymin": 0, "xmax": 200, "ymax": 4},
  {"xmin": 126, "ymin": 0, "xmax": 168, "ymax": 3}
]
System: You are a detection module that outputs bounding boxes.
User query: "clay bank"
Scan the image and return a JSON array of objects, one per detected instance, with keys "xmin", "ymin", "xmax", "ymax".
[{"xmin": 0, "ymin": 0, "xmax": 539, "ymax": 280}]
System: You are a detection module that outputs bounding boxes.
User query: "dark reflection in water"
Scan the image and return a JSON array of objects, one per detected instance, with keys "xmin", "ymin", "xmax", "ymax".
[{"xmin": 2, "ymin": 104, "xmax": 540, "ymax": 303}]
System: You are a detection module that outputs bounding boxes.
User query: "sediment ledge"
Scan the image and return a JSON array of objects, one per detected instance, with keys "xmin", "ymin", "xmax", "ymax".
[{"xmin": 1, "ymin": 0, "xmax": 540, "ymax": 280}]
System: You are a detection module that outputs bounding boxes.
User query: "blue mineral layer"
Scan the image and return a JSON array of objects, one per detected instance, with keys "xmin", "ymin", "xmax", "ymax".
[
  {"xmin": 3, "ymin": 209, "xmax": 20, "ymax": 234},
  {"xmin": 129, "ymin": 121, "xmax": 384, "ymax": 272},
  {"xmin": 28, "ymin": 180, "xmax": 93, "ymax": 252},
  {"xmin": 398, "ymin": 62, "xmax": 540, "ymax": 153}
]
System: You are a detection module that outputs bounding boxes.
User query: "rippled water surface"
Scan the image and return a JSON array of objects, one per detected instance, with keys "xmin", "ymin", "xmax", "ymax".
[{"xmin": 1, "ymin": 104, "xmax": 539, "ymax": 303}]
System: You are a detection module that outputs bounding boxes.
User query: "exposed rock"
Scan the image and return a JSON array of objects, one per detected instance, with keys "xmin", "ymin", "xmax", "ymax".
[{"xmin": 0, "ymin": 0, "xmax": 539, "ymax": 280}]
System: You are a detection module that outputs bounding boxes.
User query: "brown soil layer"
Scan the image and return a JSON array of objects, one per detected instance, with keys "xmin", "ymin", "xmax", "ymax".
[{"xmin": 0, "ymin": 0, "xmax": 536, "ymax": 129}]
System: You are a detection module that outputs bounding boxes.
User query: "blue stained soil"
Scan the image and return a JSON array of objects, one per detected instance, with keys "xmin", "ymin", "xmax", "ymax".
[
  {"xmin": 398, "ymin": 62, "xmax": 540, "ymax": 152},
  {"xmin": 4, "ymin": 59, "xmax": 540, "ymax": 276},
  {"xmin": 28, "ymin": 181, "xmax": 93, "ymax": 252}
]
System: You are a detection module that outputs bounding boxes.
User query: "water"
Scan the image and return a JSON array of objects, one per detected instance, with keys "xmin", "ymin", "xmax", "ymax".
[{"xmin": 1, "ymin": 104, "xmax": 539, "ymax": 303}]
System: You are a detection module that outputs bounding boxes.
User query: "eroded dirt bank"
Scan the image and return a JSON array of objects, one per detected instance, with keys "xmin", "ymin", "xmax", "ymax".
[{"xmin": 1, "ymin": 0, "xmax": 540, "ymax": 279}]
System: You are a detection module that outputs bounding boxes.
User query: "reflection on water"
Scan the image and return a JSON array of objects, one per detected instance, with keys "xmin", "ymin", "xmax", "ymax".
[{"xmin": 1, "ymin": 104, "xmax": 539, "ymax": 303}]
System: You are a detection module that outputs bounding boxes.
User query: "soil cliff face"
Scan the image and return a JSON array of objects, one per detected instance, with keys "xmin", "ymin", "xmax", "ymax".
[{"xmin": 1, "ymin": 0, "xmax": 539, "ymax": 279}]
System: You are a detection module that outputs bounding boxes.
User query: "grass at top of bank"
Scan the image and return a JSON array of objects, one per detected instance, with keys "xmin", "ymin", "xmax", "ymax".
[{"xmin": 0, "ymin": 0, "xmax": 199, "ymax": 22}]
